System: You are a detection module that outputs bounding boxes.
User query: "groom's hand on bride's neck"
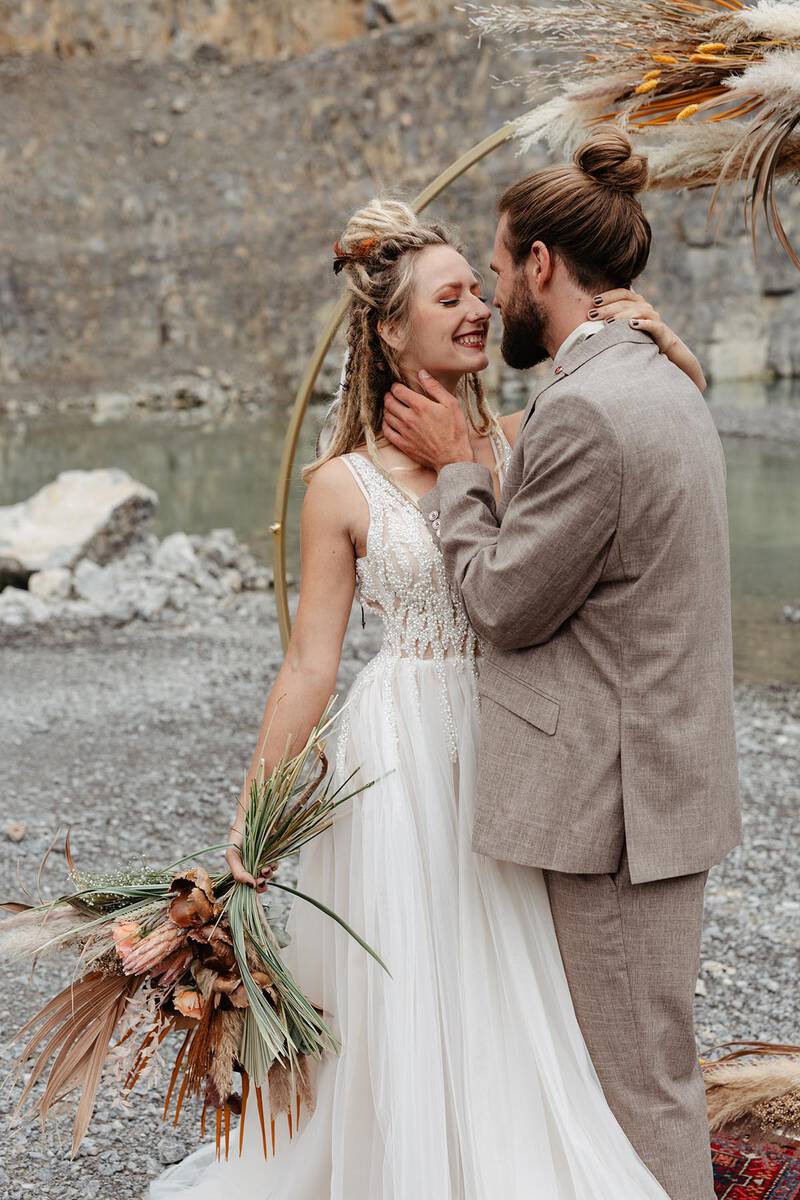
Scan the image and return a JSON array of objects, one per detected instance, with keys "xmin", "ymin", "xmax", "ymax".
[{"xmin": 381, "ymin": 370, "xmax": 476, "ymax": 472}]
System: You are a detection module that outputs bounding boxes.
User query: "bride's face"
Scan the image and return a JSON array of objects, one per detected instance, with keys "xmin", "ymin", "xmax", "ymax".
[{"xmin": 382, "ymin": 245, "xmax": 491, "ymax": 382}]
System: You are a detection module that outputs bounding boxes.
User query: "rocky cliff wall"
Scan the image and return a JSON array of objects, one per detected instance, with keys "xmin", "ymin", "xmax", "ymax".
[
  {"xmin": 0, "ymin": 17, "xmax": 797, "ymax": 415},
  {"xmin": 0, "ymin": 0, "xmax": 449, "ymax": 61}
]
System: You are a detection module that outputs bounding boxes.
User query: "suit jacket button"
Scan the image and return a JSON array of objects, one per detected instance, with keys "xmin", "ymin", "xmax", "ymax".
[
  {"xmin": 430, "ymin": 509, "xmax": 439, "ymax": 520},
  {"xmin": 554, "ymin": 365, "xmax": 563, "ymax": 374}
]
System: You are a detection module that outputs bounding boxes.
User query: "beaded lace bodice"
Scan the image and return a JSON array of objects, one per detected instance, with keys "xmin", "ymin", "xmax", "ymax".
[{"xmin": 337, "ymin": 422, "xmax": 513, "ymax": 765}]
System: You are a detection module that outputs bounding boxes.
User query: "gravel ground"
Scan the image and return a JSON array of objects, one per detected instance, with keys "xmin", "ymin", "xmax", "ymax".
[{"xmin": 1, "ymin": 603, "xmax": 798, "ymax": 1199}]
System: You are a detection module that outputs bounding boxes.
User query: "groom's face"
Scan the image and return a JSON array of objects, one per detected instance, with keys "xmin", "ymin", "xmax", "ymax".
[{"xmin": 491, "ymin": 216, "xmax": 550, "ymax": 371}]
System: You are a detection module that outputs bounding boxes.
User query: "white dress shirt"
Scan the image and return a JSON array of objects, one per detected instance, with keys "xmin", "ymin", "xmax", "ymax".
[{"xmin": 552, "ymin": 319, "xmax": 601, "ymax": 372}]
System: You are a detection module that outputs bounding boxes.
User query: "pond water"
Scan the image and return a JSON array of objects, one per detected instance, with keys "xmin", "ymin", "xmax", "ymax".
[{"xmin": 1, "ymin": 382, "xmax": 798, "ymax": 684}]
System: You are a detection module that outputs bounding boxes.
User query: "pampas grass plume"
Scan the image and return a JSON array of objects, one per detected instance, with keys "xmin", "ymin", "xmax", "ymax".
[
  {"xmin": 0, "ymin": 906, "xmax": 90, "ymax": 962},
  {"xmin": 704, "ymin": 1056, "xmax": 800, "ymax": 1134}
]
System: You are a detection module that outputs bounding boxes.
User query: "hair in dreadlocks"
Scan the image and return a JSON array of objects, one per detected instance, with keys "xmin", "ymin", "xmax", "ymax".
[{"xmin": 303, "ymin": 199, "xmax": 496, "ymax": 495}]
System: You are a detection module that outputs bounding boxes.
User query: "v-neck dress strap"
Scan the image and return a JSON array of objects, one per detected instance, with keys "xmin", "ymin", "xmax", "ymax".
[
  {"xmin": 338, "ymin": 451, "xmax": 479, "ymax": 764},
  {"xmin": 488, "ymin": 414, "xmax": 513, "ymax": 482}
]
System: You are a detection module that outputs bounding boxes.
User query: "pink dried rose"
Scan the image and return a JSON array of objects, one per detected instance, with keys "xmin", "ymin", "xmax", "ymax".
[
  {"xmin": 173, "ymin": 987, "xmax": 204, "ymax": 1020},
  {"xmin": 111, "ymin": 919, "xmax": 142, "ymax": 962}
]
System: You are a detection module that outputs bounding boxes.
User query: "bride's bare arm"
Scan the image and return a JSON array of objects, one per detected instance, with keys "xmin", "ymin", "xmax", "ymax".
[{"xmin": 225, "ymin": 459, "xmax": 359, "ymax": 888}]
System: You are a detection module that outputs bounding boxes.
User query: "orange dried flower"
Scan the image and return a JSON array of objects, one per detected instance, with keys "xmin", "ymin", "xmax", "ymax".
[{"xmin": 173, "ymin": 987, "xmax": 204, "ymax": 1020}]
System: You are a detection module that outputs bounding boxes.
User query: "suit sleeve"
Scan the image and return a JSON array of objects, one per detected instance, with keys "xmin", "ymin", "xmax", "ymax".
[{"xmin": 419, "ymin": 395, "xmax": 622, "ymax": 650}]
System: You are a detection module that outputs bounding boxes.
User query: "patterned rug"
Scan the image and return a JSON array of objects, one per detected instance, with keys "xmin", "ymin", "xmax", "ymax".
[{"xmin": 713, "ymin": 1137, "xmax": 800, "ymax": 1199}]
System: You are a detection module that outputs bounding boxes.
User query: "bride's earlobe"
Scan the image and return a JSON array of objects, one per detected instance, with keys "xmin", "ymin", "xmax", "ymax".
[{"xmin": 379, "ymin": 319, "xmax": 403, "ymax": 353}]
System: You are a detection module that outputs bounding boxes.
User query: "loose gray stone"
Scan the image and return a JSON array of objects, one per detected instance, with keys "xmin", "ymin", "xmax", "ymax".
[
  {"xmin": 28, "ymin": 567, "xmax": 72, "ymax": 600},
  {"xmin": 0, "ymin": 587, "xmax": 50, "ymax": 627},
  {"xmin": 154, "ymin": 531, "xmax": 200, "ymax": 580}
]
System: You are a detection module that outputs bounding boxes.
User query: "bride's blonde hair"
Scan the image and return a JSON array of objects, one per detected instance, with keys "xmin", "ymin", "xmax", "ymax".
[{"xmin": 303, "ymin": 198, "xmax": 495, "ymax": 486}]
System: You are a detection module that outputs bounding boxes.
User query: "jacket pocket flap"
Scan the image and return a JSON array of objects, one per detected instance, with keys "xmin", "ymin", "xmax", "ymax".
[{"xmin": 478, "ymin": 666, "xmax": 560, "ymax": 736}]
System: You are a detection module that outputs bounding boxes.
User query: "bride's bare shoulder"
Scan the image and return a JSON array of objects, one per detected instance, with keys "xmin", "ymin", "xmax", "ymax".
[
  {"xmin": 306, "ymin": 453, "xmax": 365, "ymax": 490},
  {"xmin": 499, "ymin": 410, "xmax": 525, "ymax": 447},
  {"xmin": 302, "ymin": 455, "xmax": 368, "ymax": 531}
]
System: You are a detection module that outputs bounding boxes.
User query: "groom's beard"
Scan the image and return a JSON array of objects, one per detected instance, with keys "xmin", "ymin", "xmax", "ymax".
[{"xmin": 500, "ymin": 271, "xmax": 550, "ymax": 371}]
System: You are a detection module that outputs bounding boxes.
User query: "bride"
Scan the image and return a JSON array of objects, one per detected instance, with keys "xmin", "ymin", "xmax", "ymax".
[{"xmin": 149, "ymin": 198, "xmax": 706, "ymax": 1199}]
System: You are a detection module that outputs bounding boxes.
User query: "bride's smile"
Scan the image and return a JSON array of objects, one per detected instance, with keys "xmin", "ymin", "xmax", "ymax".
[{"xmin": 378, "ymin": 243, "xmax": 492, "ymax": 390}]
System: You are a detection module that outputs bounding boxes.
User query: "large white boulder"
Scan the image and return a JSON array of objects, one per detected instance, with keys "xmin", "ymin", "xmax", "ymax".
[{"xmin": 0, "ymin": 469, "xmax": 157, "ymax": 587}]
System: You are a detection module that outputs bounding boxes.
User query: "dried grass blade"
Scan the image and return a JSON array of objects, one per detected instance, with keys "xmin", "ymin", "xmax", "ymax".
[
  {"xmin": 162, "ymin": 1027, "xmax": 194, "ymax": 1119},
  {"xmin": 171, "ymin": 1060, "xmax": 193, "ymax": 1126},
  {"xmin": 267, "ymin": 881, "xmax": 391, "ymax": 976},
  {"xmin": 239, "ymin": 1071, "xmax": 250, "ymax": 1157},
  {"xmin": 255, "ymin": 1084, "xmax": 268, "ymax": 1158}
]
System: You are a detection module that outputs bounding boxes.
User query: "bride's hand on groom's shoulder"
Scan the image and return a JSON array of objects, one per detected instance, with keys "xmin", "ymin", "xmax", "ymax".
[{"xmin": 588, "ymin": 289, "xmax": 707, "ymax": 394}]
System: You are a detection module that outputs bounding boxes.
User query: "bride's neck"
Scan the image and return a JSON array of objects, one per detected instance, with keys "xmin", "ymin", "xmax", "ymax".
[{"xmin": 403, "ymin": 368, "xmax": 464, "ymax": 398}]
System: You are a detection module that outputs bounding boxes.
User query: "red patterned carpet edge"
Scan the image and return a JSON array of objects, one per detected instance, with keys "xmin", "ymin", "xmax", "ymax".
[{"xmin": 713, "ymin": 1137, "xmax": 800, "ymax": 1199}]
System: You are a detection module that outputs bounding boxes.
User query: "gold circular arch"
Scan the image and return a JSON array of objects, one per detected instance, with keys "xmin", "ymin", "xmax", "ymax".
[{"xmin": 270, "ymin": 121, "xmax": 518, "ymax": 650}]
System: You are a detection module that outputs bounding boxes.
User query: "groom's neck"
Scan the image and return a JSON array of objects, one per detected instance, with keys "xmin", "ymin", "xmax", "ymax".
[{"xmin": 543, "ymin": 288, "xmax": 597, "ymax": 359}]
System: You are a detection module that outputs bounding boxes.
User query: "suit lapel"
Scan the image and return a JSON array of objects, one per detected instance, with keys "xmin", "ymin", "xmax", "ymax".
[
  {"xmin": 519, "ymin": 373, "xmax": 562, "ymax": 431},
  {"xmin": 519, "ymin": 323, "xmax": 654, "ymax": 435}
]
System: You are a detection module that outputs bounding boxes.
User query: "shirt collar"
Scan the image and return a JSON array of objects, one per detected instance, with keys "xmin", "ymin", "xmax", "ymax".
[{"xmin": 552, "ymin": 320, "xmax": 601, "ymax": 371}]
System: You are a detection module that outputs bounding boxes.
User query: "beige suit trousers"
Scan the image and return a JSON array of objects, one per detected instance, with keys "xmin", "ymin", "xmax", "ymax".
[{"xmin": 544, "ymin": 844, "xmax": 713, "ymax": 1200}]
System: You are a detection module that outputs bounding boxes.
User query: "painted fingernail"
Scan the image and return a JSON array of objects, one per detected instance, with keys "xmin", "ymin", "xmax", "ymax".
[
  {"xmin": 593, "ymin": 296, "xmax": 604, "ymax": 305},
  {"xmin": 604, "ymin": 315, "xmax": 615, "ymax": 324},
  {"xmin": 588, "ymin": 309, "xmax": 599, "ymax": 319}
]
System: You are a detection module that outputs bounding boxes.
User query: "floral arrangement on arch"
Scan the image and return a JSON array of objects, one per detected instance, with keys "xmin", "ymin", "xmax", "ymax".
[{"xmin": 464, "ymin": 0, "xmax": 800, "ymax": 266}]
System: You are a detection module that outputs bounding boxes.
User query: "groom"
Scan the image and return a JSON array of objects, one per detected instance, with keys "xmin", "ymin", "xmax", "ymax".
[{"xmin": 381, "ymin": 136, "xmax": 741, "ymax": 1200}]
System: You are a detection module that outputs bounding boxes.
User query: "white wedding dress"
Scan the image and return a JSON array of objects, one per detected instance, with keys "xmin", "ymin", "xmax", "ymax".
[{"xmin": 149, "ymin": 426, "xmax": 672, "ymax": 1200}]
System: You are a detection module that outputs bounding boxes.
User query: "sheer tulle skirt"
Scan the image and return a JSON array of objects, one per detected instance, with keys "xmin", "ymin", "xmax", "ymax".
[{"xmin": 148, "ymin": 656, "xmax": 670, "ymax": 1200}]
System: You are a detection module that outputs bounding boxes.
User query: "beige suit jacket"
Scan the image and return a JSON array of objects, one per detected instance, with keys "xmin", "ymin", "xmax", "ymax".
[{"xmin": 420, "ymin": 322, "xmax": 742, "ymax": 884}]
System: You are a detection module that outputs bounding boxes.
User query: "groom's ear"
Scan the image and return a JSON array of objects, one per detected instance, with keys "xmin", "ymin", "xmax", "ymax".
[{"xmin": 528, "ymin": 240, "xmax": 554, "ymax": 291}]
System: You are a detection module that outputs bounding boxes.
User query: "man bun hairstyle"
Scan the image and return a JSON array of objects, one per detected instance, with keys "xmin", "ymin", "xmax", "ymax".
[{"xmin": 498, "ymin": 127, "xmax": 652, "ymax": 292}]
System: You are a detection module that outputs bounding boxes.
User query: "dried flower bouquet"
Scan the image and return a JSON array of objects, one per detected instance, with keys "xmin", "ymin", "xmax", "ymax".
[{"xmin": 0, "ymin": 703, "xmax": 387, "ymax": 1161}]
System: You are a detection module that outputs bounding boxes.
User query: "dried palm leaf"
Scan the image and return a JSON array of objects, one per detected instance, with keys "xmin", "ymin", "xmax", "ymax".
[{"xmin": 8, "ymin": 969, "xmax": 141, "ymax": 1157}]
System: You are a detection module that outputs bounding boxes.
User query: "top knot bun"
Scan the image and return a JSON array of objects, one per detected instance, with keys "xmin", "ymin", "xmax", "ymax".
[
  {"xmin": 573, "ymin": 129, "xmax": 649, "ymax": 195},
  {"xmin": 339, "ymin": 198, "xmax": 420, "ymax": 254}
]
